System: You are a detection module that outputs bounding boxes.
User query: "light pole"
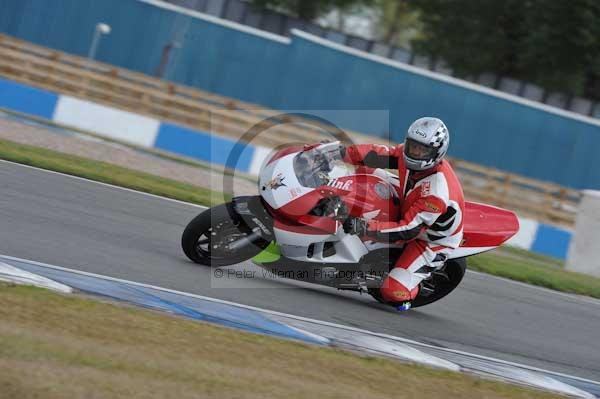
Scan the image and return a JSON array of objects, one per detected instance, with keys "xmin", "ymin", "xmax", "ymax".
[
  {"xmin": 87, "ymin": 22, "xmax": 111, "ymax": 63},
  {"xmin": 156, "ymin": 41, "xmax": 181, "ymax": 79}
]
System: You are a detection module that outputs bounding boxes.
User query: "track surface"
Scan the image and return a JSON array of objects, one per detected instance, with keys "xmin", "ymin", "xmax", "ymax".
[{"xmin": 2, "ymin": 161, "xmax": 600, "ymax": 380}]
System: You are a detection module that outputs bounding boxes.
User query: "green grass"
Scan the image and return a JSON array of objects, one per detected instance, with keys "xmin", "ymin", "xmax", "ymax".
[
  {"xmin": 0, "ymin": 282, "xmax": 563, "ymax": 399},
  {"xmin": 469, "ymin": 250, "xmax": 600, "ymax": 299},
  {"xmin": 0, "ymin": 138, "xmax": 228, "ymax": 206},
  {"xmin": 1, "ymin": 137, "xmax": 598, "ymax": 300},
  {"xmin": 495, "ymin": 246, "xmax": 564, "ymax": 269}
]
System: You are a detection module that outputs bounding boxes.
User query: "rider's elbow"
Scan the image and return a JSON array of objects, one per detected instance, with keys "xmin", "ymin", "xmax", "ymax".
[{"xmin": 363, "ymin": 151, "xmax": 399, "ymax": 169}]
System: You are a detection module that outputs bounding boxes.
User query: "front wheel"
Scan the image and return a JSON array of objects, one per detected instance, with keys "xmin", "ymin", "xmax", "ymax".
[{"xmin": 181, "ymin": 202, "xmax": 271, "ymax": 266}]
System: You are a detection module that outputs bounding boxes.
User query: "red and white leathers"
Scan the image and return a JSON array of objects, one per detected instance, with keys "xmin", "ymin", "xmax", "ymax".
[{"xmin": 344, "ymin": 143, "xmax": 465, "ymax": 303}]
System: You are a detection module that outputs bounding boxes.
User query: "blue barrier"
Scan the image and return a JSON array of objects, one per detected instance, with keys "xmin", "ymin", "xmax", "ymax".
[
  {"xmin": 154, "ymin": 123, "xmax": 255, "ymax": 172},
  {"xmin": 531, "ymin": 224, "xmax": 572, "ymax": 260},
  {"xmin": 0, "ymin": 78, "xmax": 58, "ymax": 119}
]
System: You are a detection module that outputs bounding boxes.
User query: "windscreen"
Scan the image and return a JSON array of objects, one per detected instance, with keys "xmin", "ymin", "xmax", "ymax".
[{"xmin": 293, "ymin": 145, "xmax": 355, "ymax": 188}]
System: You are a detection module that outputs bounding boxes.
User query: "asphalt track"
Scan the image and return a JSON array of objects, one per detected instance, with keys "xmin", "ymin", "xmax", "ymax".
[{"xmin": 2, "ymin": 160, "xmax": 600, "ymax": 381}]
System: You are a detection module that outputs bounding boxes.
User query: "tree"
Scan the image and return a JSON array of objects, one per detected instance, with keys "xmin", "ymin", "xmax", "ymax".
[
  {"xmin": 371, "ymin": 0, "xmax": 422, "ymax": 48},
  {"xmin": 412, "ymin": 0, "xmax": 527, "ymax": 77},
  {"xmin": 518, "ymin": 0, "xmax": 600, "ymax": 95},
  {"xmin": 249, "ymin": 0, "xmax": 373, "ymax": 21},
  {"xmin": 411, "ymin": 0, "xmax": 600, "ymax": 96}
]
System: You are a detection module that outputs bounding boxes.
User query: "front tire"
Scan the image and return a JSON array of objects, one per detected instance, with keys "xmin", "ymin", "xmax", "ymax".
[{"xmin": 182, "ymin": 202, "xmax": 270, "ymax": 266}]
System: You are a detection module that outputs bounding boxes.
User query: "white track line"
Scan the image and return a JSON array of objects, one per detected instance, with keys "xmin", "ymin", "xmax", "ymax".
[
  {"xmin": 0, "ymin": 159, "xmax": 208, "ymax": 209},
  {"xmin": 3, "ymin": 159, "xmax": 598, "ymax": 306},
  {"xmin": 2, "ymin": 253, "xmax": 599, "ymax": 387}
]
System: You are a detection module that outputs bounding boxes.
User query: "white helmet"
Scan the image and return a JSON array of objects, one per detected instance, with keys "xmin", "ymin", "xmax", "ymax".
[{"xmin": 404, "ymin": 117, "xmax": 450, "ymax": 171}]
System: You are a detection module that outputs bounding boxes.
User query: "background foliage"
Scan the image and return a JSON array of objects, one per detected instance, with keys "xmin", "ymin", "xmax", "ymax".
[{"xmin": 250, "ymin": 0, "xmax": 600, "ymax": 100}]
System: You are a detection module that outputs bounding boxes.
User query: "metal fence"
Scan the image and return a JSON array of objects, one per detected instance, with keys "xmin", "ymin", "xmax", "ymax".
[{"xmin": 165, "ymin": 0, "xmax": 600, "ymax": 119}]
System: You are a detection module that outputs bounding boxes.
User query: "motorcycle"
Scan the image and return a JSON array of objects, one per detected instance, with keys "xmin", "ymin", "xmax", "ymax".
[{"xmin": 182, "ymin": 141, "xmax": 519, "ymax": 308}]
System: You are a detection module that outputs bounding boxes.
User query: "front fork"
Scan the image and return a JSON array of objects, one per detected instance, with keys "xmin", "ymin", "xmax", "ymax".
[{"xmin": 230, "ymin": 195, "xmax": 274, "ymax": 243}]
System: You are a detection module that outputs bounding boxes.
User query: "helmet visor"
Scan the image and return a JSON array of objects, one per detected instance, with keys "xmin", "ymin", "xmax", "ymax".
[{"xmin": 405, "ymin": 138, "xmax": 436, "ymax": 161}]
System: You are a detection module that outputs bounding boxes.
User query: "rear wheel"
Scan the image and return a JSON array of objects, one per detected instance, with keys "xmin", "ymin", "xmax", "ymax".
[
  {"xmin": 411, "ymin": 258, "xmax": 467, "ymax": 308},
  {"xmin": 181, "ymin": 203, "xmax": 270, "ymax": 266}
]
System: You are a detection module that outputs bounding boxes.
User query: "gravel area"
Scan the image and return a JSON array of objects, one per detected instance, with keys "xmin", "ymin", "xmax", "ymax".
[{"xmin": 0, "ymin": 114, "xmax": 258, "ymax": 196}]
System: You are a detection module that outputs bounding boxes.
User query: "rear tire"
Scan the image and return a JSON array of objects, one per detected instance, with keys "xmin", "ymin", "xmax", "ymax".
[
  {"xmin": 411, "ymin": 258, "xmax": 467, "ymax": 308},
  {"xmin": 182, "ymin": 202, "xmax": 270, "ymax": 266}
]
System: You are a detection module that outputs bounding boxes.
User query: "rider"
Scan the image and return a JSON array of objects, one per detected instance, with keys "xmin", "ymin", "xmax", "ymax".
[{"xmin": 342, "ymin": 117, "xmax": 465, "ymax": 310}]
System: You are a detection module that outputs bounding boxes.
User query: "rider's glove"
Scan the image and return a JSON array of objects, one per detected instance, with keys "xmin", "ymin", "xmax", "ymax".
[{"xmin": 343, "ymin": 217, "xmax": 368, "ymax": 236}]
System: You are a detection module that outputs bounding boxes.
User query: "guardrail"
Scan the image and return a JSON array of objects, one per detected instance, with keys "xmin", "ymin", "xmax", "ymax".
[{"xmin": 0, "ymin": 33, "xmax": 580, "ymax": 226}]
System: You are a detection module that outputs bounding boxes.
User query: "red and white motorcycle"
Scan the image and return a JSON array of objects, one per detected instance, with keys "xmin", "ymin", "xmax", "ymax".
[{"xmin": 182, "ymin": 141, "xmax": 519, "ymax": 308}]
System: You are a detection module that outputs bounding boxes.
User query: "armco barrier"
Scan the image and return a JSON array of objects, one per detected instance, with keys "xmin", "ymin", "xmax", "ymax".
[{"xmin": 0, "ymin": 77, "xmax": 572, "ymax": 259}]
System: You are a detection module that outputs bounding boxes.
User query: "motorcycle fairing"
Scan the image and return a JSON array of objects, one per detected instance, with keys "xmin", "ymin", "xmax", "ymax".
[
  {"xmin": 258, "ymin": 142, "xmax": 520, "ymax": 264},
  {"xmin": 455, "ymin": 201, "xmax": 520, "ymax": 257}
]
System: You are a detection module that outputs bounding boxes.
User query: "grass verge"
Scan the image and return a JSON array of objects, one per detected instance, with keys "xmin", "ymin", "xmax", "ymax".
[
  {"xmin": 0, "ymin": 282, "xmax": 562, "ymax": 399},
  {"xmin": 0, "ymin": 138, "xmax": 227, "ymax": 206},
  {"xmin": 0, "ymin": 137, "xmax": 598, "ymax": 299},
  {"xmin": 495, "ymin": 246, "xmax": 565, "ymax": 269},
  {"xmin": 469, "ymin": 251, "xmax": 600, "ymax": 299}
]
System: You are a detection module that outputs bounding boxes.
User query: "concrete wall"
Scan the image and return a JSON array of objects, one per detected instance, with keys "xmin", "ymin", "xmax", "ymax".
[{"xmin": 567, "ymin": 190, "xmax": 600, "ymax": 276}]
